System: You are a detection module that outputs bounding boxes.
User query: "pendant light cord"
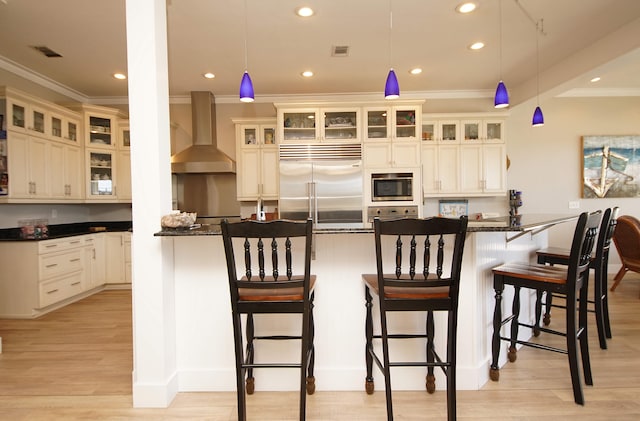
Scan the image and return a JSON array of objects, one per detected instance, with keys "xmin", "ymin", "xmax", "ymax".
[
  {"xmin": 388, "ymin": 0, "xmax": 393, "ymax": 69},
  {"xmin": 244, "ymin": 0, "xmax": 249, "ymax": 72},
  {"xmin": 535, "ymin": 19, "xmax": 541, "ymax": 105},
  {"xmin": 499, "ymin": 0, "xmax": 503, "ymax": 79}
]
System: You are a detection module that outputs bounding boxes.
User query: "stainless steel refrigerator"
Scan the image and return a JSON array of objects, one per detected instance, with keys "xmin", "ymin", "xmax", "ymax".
[{"xmin": 279, "ymin": 143, "xmax": 363, "ymax": 228}]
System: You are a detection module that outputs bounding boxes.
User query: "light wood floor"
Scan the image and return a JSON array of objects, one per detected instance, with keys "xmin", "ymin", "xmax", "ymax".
[{"xmin": 1, "ymin": 275, "xmax": 639, "ymax": 420}]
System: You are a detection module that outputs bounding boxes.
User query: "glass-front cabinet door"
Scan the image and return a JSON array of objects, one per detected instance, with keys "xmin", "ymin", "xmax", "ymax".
[
  {"xmin": 462, "ymin": 120, "xmax": 482, "ymax": 143},
  {"xmin": 9, "ymin": 100, "xmax": 26, "ymax": 131},
  {"xmin": 322, "ymin": 109, "xmax": 358, "ymax": 141},
  {"xmin": 30, "ymin": 105, "xmax": 46, "ymax": 135},
  {"xmin": 393, "ymin": 107, "xmax": 419, "ymax": 140},
  {"xmin": 67, "ymin": 120, "xmax": 78, "ymax": 142},
  {"xmin": 88, "ymin": 115, "xmax": 114, "ymax": 147},
  {"xmin": 51, "ymin": 115, "xmax": 63, "ymax": 139},
  {"xmin": 240, "ymin": 124, "xmax": 276, "ymax": 146},
  {"xmin": 365, "ymin": 109, "xmax": 389, "ymax": 141},
  {"xmin": 280, "ymin": 109, "xmax": 319, "ymax": 142},
  {"xmin": 484, "ymin": 120, "xmax": 505, "ymax": 143},
  {"xmin": 421, "ymin": 120, "xmax": 436, "ymax": 142},
  {"xmin": 87, "ymin": 150, "xmax": 115, "ymax": 198},
  {"xmin": 439, "ymin": 121, "xmax": 460, "ymax": 143}
]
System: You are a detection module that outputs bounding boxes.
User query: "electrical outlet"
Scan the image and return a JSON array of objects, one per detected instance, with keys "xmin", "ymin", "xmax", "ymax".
[
  {"xmin": 51, "ymin": 209, "xmax": 58, "ymax": 219},
  {"xmin": 568, "ymin": 201, "xmax": 580, "ymax": 209}
]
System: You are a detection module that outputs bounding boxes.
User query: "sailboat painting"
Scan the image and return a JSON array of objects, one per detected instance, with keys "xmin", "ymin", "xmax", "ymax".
[{"xmin": 582, "ymin": 135, "xmax": 640, "ymax": 198}]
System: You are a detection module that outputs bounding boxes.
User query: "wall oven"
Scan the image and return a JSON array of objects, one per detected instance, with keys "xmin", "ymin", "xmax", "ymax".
[{"xmin": 371, "ymin": 172, "xmax": 414, "ymax": 202}]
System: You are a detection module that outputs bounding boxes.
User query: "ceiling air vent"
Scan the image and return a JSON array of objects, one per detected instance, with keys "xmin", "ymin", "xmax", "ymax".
[
  {"xmin": 31, "ymin": 45, "xmax": 63, "ymax": 58},
  {"xmin": 331, "ymin": 45, "xmax": 350, "ymax": 57}
]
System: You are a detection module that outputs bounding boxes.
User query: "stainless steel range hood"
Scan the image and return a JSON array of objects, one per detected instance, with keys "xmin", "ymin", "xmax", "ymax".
[{"xmin": 171, "ymin": 91, "xmax": 236, "ymax": 173}]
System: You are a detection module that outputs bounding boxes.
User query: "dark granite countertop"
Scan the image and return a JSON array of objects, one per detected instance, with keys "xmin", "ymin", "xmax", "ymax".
[
  {"xmin": 0, "ymin": 221, "xmax": 133, "ymax": 241},
  {"xmin": 154, "ymin": 214, "xmax": 580, "ymax": 237}
]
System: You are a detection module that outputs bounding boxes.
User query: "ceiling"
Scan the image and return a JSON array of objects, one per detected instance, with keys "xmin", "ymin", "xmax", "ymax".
[{"xmin": 1, "ymin": 0, "xmax": 640, "ymax": 106}]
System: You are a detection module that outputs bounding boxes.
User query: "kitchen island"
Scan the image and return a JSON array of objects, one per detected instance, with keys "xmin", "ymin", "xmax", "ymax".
[{"xmin": 155, "ymin": 214, "xmax": 578, "ymax": 392}]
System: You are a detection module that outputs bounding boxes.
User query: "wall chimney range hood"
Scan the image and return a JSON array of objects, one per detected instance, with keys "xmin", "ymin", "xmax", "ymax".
[{"xmin": 171, "ymin": 91, "xmax": 236, "ymax": 173}]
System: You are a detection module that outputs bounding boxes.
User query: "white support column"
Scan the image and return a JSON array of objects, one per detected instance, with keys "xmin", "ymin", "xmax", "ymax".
[{"xmin": 125, "ymin": 0, "xmax": 177, "ymax": 407}]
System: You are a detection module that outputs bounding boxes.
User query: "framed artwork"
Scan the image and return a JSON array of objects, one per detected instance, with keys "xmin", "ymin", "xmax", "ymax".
[
  {"xmin": 582, "ymin": 135, "xmax": 640, "ymax": 198},
  {"xmin": 439, "ymin": 199, "xmax": 468, "ymax": 218}
]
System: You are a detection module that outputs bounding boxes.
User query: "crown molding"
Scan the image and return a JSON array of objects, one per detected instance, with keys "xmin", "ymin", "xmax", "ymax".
[
  {"xmin": 0, "ymin": 55, "xmax": 88, "ymax": 103},
  {"xmin": 559, "ymin": 87, "xmax": 640, "ymax": 97}
]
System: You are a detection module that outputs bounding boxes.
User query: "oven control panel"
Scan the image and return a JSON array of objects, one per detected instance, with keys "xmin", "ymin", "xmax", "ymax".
[{"xmin": 367, "ymin": 205, "xmax": 419, "ymax": 222}]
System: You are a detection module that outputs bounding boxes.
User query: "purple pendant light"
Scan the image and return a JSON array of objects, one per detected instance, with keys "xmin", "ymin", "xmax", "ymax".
[
  {"xmin": 239, "ymin": 0, "xmax": 254, "ymax": 103},
  {"xmin": 384, "ymin": 1, "xmax": 400, "ymax": 99},
  {"xmin": 494, "ymin": 0, "xmax": 509, "ymax": 108},
  {"xmin": 385, "ymin": 69, "xmax": 399, "ymax": 99},
  {"xmin": 532, "ymin": 19, "xmax": 544, "ymax": 126}
]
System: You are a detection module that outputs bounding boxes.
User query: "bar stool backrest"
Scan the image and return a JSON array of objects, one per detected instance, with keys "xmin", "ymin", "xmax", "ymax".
[
  {"xmin": 373, "ymin": 216, "xmax": 468, "ymax": 308},
  {"xmin": 221, "ymin": 219, "xmax": 313, "ymax": 309},
  {"xmin": 568, "ymin": 211, "xmax": 602, "ymax": 287}
]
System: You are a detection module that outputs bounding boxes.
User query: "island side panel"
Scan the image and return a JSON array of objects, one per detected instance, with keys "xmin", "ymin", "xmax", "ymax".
[{"xmin": 170, "ymin": 229, "xmax": 548, "ymax": 392}]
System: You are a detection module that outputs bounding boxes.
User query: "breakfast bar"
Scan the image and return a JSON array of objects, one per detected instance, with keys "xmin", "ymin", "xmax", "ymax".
[{"xmin": 155, "ymin": 214, "xmax": 578, "ymax": 392}]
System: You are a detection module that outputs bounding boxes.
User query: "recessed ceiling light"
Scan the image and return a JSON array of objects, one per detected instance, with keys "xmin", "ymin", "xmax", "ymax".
[
  {"xmin": 456, "ymin": 2, "xmax": 477, "ymax": 14},
  {"xmin": 203, "ymin": 72, "xmax": 215, "ymax": 79},
  {"xmin": 113, "ymin": 73, "xmax": 126, "ymax": 80},
  {"xmin": 469, "ymin": 41, "xmax": 485, "ymax": 50},
  {"xmin": 409, "ymin": 68, "xmax": 423, "ymax": 75},
  {"xmin": 590, "ymin": 76, "xmax": 601, "ymax": 83},
  {"xmin": 296, "ymin": 6, "xmax": 314, "ymax": 17},
  {"xmin": 301, "ymin": 70, "xmax": 314, "ymax": 77}
]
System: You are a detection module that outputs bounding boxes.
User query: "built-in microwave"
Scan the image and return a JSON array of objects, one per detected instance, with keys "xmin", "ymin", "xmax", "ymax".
[{"xmin": 371, "ymin": 172, "xmax": 414, "ymax": 202}]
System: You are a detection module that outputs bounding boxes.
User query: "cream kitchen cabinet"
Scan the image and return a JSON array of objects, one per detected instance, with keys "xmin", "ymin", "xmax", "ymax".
[
  {"xmin": 364, "ymin": 104, "xmax": 422, "ymax": 141},
  {"xmin": 460, "ymin": 119, "xmax": 505, "ymax": 144},
  {"xmin": 421, "ymin": 119, "xmax": 460, "ymax": 143},
  {"xmin": 86, "ymin": 148, "xmax": 131, "ymax": 202},
  {"xmin": 421, "ymin": 144, "xmax": 460, "ymax": 195},
  {"xmin": 0, "ymin": 236, "xmax": 86, "ymax": 317},
  {"xmin": 5, "ymin": 132, "xmax": 49, "ymax": 198},
  {"xmin": 49, "ymin": 142, "xmax": 83, "ymax": 200},
  {"xmin": 277, "ymin": 106, "xmax": 360, "ymax": 143},
  {"xmin": 86, "ymin": 149, "xmax": 116, "ymax": 199},
  {"xmin": 235, "ymin": 119, "xmax": 279, "ymax": 201},
  {"xmin": 50, "ymin": 110, "xmax": 80, "ymax": 143},
  {"xmin": 116, "ymin": 150, "xmax": 132, "ymax": 201},
  {"xmin": 364, "ymin": 141, "xmax": 421, "ymax": 168},
  {"xmin": 6, "ymin": 95, "xmax": 48, "ymax": 136},
  {"xmin": 105, "ymin": 232, "xmax": 132, "ymax": 284},
  {"xmin": 0, "ymin": 232, "xmax": 130, "ymax": 318},
  {"xmin": 84, "ymin": 234, "xmax": 106, "ymax": 290},
  {"xmin": 459, "ymin": 143, "xmax": 507, "ymax": 195},
  {"xmin": 5, "ymin": 132, "xmax": 83, "ymax": 201}
]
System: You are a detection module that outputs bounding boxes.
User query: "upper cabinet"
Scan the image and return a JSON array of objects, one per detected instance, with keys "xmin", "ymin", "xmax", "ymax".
[
  {"xmin": 422, "ymin": 114, "xmax": 506, "ymax": 144},
  {"xmin": 420, "ymin": 113, "xmax": 508, "ymax": 198},
  {"xmin": 364, "ymin": 104, "xmax": 421, "ymax": 142},
  {"xmin": 277, "ymin": 106, "xmax": 360, "ymax": 143},
  {"xmin": 235, "ymin": 118, "xmax": 279, "ymax": 201}
]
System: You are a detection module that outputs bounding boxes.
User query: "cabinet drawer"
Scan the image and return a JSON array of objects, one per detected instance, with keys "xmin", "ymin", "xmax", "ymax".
[
  {"xmin": 38, "ymin": 272, "xmax": 84, "ymax": 308},
  {"xmin": 39, "ymin": 249, "xmax": 84, "ymax": 280},
  {"xmin": 38, "ymin": 237, "xmax": 85, "ymax": 254}
]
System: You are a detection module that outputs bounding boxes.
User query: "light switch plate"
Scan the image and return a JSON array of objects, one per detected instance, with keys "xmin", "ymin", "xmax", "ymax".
[{"xmin": 568, "ymin": 201, "xmax": 580, "ymax": 209}]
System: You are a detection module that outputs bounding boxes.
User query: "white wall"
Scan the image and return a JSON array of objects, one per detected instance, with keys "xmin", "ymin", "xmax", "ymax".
[{"xmin": 506, "ymin": 95, "xmax": 640, "ymax": 266}]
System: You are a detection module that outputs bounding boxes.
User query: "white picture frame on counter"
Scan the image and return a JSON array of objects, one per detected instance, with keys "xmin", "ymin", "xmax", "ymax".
[{"xmin": 439, "ymin": 199, "xmax": 468, "ymax": 218}]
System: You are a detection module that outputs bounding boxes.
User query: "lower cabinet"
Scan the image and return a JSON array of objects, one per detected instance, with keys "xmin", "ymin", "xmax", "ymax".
[
  {"xmin": 105, "ymin": 232, "xmax": 132, "ymax": 284},
  {"xmin": 0, "ymin": 231, "xmax": 131, "ymax": 318}
]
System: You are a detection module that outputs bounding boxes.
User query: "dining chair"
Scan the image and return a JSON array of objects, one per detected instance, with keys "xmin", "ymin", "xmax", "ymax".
[
  {"xmin": 362, "ymin": 216, "xmax": 468, "ymax": 421},
  {"xmin": 535, "ymin": 207, "xmax": 619, "ymax": 349},
  {"xmin": 610, "ymin": 214, "xmax": 640, "ymax": 296},
  {"xmin": 490, "ymin": 211, "xmax": 601, "ymax": 405},
  {"xmin": 221, "ymin": 218, "xmax": 315, "ymax": 421}
]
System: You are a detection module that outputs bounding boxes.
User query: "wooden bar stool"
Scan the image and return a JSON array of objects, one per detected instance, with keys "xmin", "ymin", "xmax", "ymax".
[
  {"xmin": 610, "ymin": 214, "xmax": 640, "ymax": 295},
  {"xmin": 221, "ymin": 218, "xmax": 315, "ymax": 421},
  {"xmin": 535, "ymin": 207, "xmax": 619, "ymax": 349},
  {"xmin": 490, "ymin": 211, "xmax": 601, "ymax": 405},
  {"xmin": 363, "ymin": 216, "xmax": 468, "ymax": 421}
]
